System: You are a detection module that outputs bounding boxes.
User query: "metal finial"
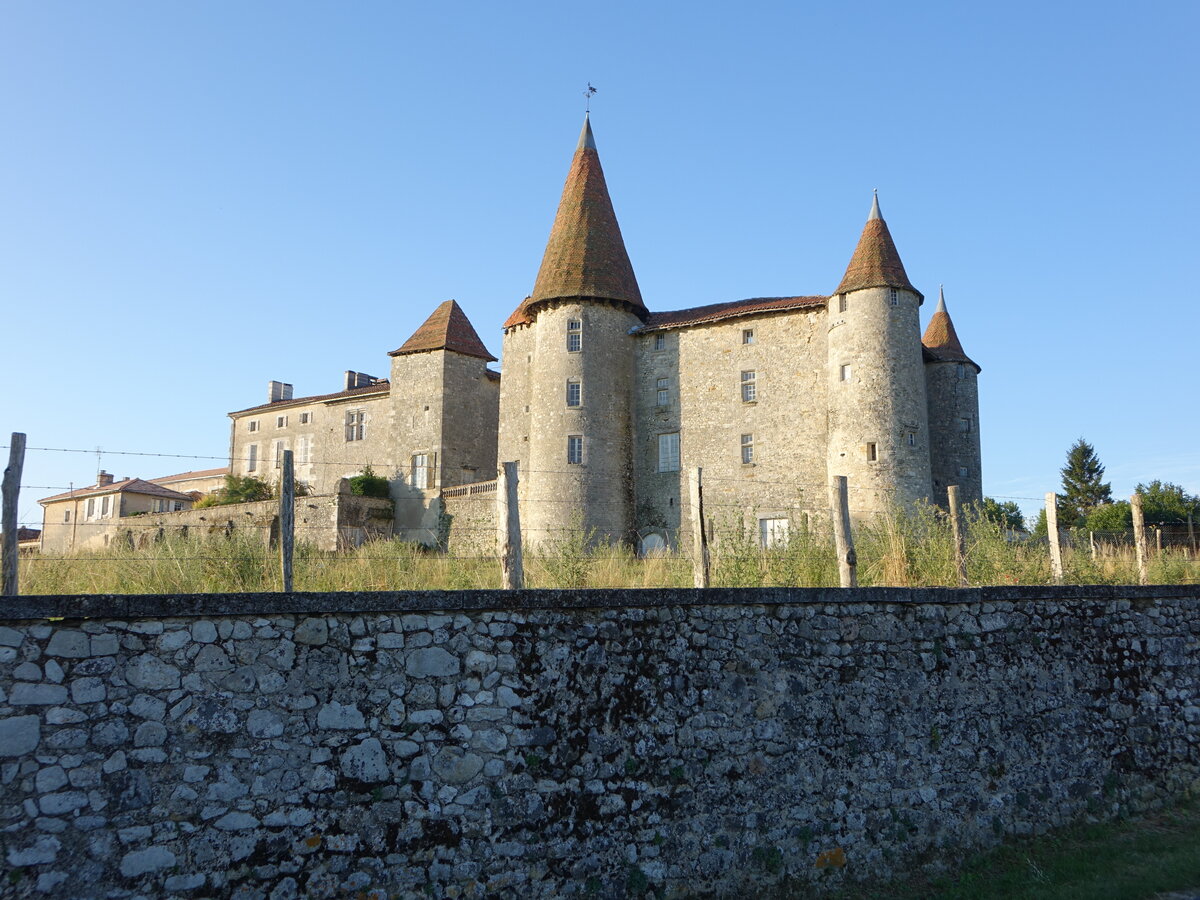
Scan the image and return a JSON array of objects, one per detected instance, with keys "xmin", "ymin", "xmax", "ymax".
[{"xmin": 584, "ymin": 83, "xmax": 597, "ymax": 114}]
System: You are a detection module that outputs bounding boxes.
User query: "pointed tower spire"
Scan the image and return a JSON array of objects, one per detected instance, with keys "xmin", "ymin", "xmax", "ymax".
[
  {"xmin": 833, "ymin": 192, "xmax": 921, "ymax": 299},
  {"xmin": 390, "ymin": 299, "xmax": 497, "ymax": 361},
  {"xmin": 524, "ymin": 115, "xmax": 645, "ymax": 318},
  {"xmin": 922, "ymin": 286, "xmax": 978, "ymax": 369}
]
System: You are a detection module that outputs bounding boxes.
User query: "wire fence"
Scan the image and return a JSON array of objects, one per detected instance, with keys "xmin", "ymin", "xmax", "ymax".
[{"xmin": 4, "ymin": 439, "xmax": 1198, "ymax": 595}]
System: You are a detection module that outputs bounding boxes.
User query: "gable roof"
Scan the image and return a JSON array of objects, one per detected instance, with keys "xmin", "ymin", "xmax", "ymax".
[
  {"xmin": 518, "ymin": 115, "xmax": 645, "ymax": 323},
  {"xmin": 833, "ymin": 193, "xmax": 921, "ymax": 299},
  {"xmin": 40, "ymin": 478, "xmax": 193, "ymax": 506},
  {"xmin": 150, "ymin": 467, "xmax": 228, "ymax": 485},
  {"xmin": 390, "ymin": 299, "xmax": 497, "ymax": 361},
  {"xmin": 922, "ymin": 287, "xmax": 979, "ymax": 370},
  {"xmin": 228, "ymin": 381, "xmax": 390, "ymax": 417},
  {"xmin": 638, "ymin": 296, "xmax": 827, "ymax": 332}
]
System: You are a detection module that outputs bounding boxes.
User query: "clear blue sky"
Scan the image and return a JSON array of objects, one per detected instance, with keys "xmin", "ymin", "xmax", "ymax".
[{"xmin": 3, "ymin": 1, "xmax": 1197, "ymax": 530}]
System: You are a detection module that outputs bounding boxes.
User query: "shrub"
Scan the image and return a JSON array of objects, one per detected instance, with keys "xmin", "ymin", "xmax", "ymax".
[
  {"xmin": 348, "ymin": 466, "xmax": 391, "ymax": 499},
  {"xmin": 194, "ymin": 475, "xmax": 274, "ymax": 507}
]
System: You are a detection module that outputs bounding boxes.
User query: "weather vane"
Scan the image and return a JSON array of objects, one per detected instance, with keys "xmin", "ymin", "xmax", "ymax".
[{"xmin": 584, "ymin": 83, "xmax": 597, "ymax": 114}]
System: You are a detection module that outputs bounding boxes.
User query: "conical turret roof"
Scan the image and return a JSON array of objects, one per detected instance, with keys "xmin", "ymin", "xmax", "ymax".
[
  {"xmin": 922, "ymin": 287, "xmax": 978, "ymax": 370},
  {"xmin": 514, "ymin": 115, "xmax": 645, "ymax": 324},
  {"xmin": 390, "ymin": 299, "xmax": 497, "ymax": 361},
  {"xmin": 833, "ymin": 193, "xmax": 922, "ymax": 300}
]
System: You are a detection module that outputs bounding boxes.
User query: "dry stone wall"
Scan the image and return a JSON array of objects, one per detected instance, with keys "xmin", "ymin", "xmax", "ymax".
[{"xmin": 0, "ymin": 586, "xmax": 1197, "ymax": 899}]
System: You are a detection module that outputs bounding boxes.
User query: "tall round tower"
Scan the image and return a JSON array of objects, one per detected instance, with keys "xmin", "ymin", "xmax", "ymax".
[
  {"xmin": 826, "ymin": 193, "xmax": 932, "ymax": 516},
  {"xmin": 922, "ymin": 287, "xmax": 983, "ymax": 508},
  {"xmin": 499, "ymin": 115, "xmax": 646, "ymax": 546}
]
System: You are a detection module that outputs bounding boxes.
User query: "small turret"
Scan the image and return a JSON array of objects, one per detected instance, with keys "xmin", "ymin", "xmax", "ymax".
[
  {"xmin": 923, "ymin": 287, "xmax": 982, "ymax": 508},
  {"xmin": 826, "ymin": 193, "xmax": 932, "ymax": 516}
]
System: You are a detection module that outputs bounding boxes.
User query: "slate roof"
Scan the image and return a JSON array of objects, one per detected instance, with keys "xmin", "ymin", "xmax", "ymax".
[
  {"xmin": 509, "ymin": 115, "xmax": 645, "ymax": 328},
  {"xmin": 922, "ymin": 288, "xmax": 979, "ymax": 370},
  {"xmin": 227, "ymin": 381, "xmax": 389, "ymax": 417},
  {"xmin": 40, "ymin": 479, "xmax": 194, "ymax": 505},
  {"xmin": 390, "ymin": 300, "xmax": 497, "ymax": 361},
  {"xmin": 638, "ymin": 296, "xmax": 827, "ymax": 331},
  {"xmin": 833, "ymin": 194, "xmax": 921, "ymax": 299}
]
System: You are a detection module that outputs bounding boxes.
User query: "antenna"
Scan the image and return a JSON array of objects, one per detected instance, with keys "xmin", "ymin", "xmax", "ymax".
[{"xmin": 584, "ymin": 83, "xmax": 597, "ymax": 114}]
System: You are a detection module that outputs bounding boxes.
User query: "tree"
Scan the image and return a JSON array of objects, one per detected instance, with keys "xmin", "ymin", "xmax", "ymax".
[
  {"xmin": 1059, "ymin": 438, "xmax": 1112, "ymax": 526},
  {"xmin": 1135, "ymin": 480, "xmax": 1200, "ymax": 525},
  {"xmin": 1084, "ymin": 501, "xmax": 1132, "ymax": 532},
  {"xmin": 980, "ymin": 497, "xmax": 1025, "ymax": 532}
]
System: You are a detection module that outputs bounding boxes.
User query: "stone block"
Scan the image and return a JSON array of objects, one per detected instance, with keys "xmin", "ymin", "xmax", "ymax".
[
  {"xmin": 119, "ymin": 846, "xmax": 177, "ymax": 877},
  {"xmin": 46, "ymin": 630, "xmax": 90, "ymax": 658},
  {"xmin": 406, "ymin": 647, "xmax": 460, "ymax": 678}
]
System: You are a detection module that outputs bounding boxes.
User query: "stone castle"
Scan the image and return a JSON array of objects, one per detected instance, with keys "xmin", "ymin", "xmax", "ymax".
[{"xmin": 227, "ymin": 115, "xmax": 981, "ymax": 549}]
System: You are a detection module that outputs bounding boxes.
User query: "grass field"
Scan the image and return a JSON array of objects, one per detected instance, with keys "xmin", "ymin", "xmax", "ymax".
[{"xmin": 17, "ymin": 504, "xmax": 1199, "ymax": 593}]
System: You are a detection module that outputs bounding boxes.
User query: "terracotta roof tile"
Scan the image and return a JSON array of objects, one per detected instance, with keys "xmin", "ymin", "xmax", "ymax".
[
  {"xmin": 40, "ymin": 478, "xmax": 194, "ymax": 505},
  {"xmin": 922, "ymin": 289, "xmax": 979, "ymax": 370},
  {"xmin": 150, "ymin": 467, "xmax": 228, "ymax": 484},
  {"xmin": 390, "ymin": 300, "xmax": 497, "ymax": 361},
  {"xmin": 639, "ymin": 296, "xmax": 827, "ymax": 331},
  {"xmin": 503, "ymin": 296, "xmax": 535, "ymax": 330},
  {"xmin": 228, "ymin": 381, "xmax": 389, "ymax": 417},
  {"xmin": 834, "ymin": 195, "xmax": 921, "ymax": 298},
  {"xmin": 524, "ymin": 115, "xmax": 645, "ymax": 321}
]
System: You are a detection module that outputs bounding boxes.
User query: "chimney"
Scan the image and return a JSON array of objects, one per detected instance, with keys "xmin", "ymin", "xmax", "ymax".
[
  {"xmin": 268, "ymin": 381, "xmax": 292, "ymax": 403},
  {"xmin": 97, "ymin": 470, "xmax": 114, "ymax": 487},
  {"xmin": 344, "ymin": 371, "xmax": 358, "ymax": 391}
]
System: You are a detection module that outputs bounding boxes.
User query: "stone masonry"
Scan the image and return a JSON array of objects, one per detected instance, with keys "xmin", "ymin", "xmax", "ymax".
[{"xmin": 0, "ymin": 586, "xmax": 1197, "ymax": 898}]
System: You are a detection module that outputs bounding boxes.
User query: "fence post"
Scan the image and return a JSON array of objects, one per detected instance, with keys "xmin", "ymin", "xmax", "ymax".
[
  {"xmin": 1155, "ymin": 527, "xmax": 1162, "ymax": 555},
  {"xmin": 1045, "ymin": 492, "xmax": 1064, "ymax": 583},
  {"xmin": 497, "ymin": 462, "xmax": 523, "ymax": 590},
  {"xmin": 280, "ymin": 450, "xmax": 294, "ymax": 592},
  {"xmin": 830, "ymin": 475, "xmax": 857, "ymax": 588},
  {"xmin": 2, "ymin": 433, "xmax": 26, "ymax": 597},
  {"xmin": 1188, "ymin": 513, "xmax": 1196, "ymax": 554},
  {"xmin": 688, "ymin": 467, "xmax": 710, "ymax": 588},
  {"xmin": 1131, "ymin": 492, "xmax": 1148, "ymax": 585},
  {"xmin": 947, "ymin": 485, "xmax": 968, "ymax": 587}
]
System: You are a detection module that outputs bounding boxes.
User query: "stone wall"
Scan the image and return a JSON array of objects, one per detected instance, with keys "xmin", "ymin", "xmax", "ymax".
[
  {"xmin": 925, "ymin": 359, "xmax": 983, "ymax": 509},
  {"xmin": 0, "ymin": 586, "xmax": 1196, "ymax": 898}
]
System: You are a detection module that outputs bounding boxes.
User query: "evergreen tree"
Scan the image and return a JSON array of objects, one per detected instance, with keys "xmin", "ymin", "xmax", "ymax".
[{"xmin": 1059, "ymin": 438, "xmax": 1112, "ymax": 526}]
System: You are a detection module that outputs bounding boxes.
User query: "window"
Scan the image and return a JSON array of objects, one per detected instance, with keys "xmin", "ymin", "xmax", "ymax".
[
  {"xmin": 958, "ymin": 466, "xmax": 969, "ymax": 478},
  {"xmin": 656, "ymin": 377, "xmax": 669, "ymax": 407},
  {"xmin": 907, "ymin": 431, "xmax": 917, "ymax": 447},
  {"xmin": 274, "ymin": 441, "xmax": 286, "ymax": 468},
  {"xmin": 345, "ymin": 409, "xmax": 365, "ymax": 441},
  {"xmin": 840, "ymin": 364, "xmax": 852, "ymax": 382},
  {"xmin": 866, "ymin": 442, "xmax": 878, "ymax": 462},
  {"xmin": 86, "ymin": 498, "xmax": 95, "ymax": 518},
  {"xmin": 412, "ymin": 453, "xmax": 430, "ymax": 490},
  {"xmin": 63, "ymin": 510, "xmax": 71, "ymax": 523},
  {"xmin": 297, "ymin": 435, "xmax": 313, "ymax": 465},
  {"xmin": 100, "ymin": 496, "xmax": 110, "ymax": 517},
  {"xmin": 566, "ymin": 378, "xmax": 581, "ymax": 407},
  {"xmin": 276, "ymin": 415, "xmax": 288, "ymax": 428},
  {"xmin": 760, "ymin": 517, "xmax": 789, "ymax": 549},
  {"xmin": 956, "ymin": 363, "xmax": 965, "ymax": 379},
  {"xmin": 248, "ymin": 420, "xmax": 259, "ymax": 433},
  {"xmin": 958, "ymin": 417, "xmax": 971, "ymax": 433},
  {"xmin": 741, "ymin": 433, "xmax": 754, "ymax": 465},
  {"xmin": 654, "ymin": 333, "xmax": 666, "ymax": 351},
  {"xmin": 567, "ymin": 319, "xmax": 582, "ymax": 352},
  {"xmin": 567, "ymin": 435, "xmax": 583, "ymax": 465},
  {"xmin": 838, "ymin": 294, "xmax": 848, "ymax": 313},
  {"xmin": 742, "ymin": 328, "xmax": 755, "ymax": 344},
  {"xmin": 247, "ymin": 444, "xmax": 258, "ymax": 473},
  {"xmin": 658, "ymin": 433, "xmax": 680, "ymax": 473},
  {"xmin": 299, "ymin": 411, "xmax": 312, "ymax": 424},
  {"xmin": 173, "ymin": 501, "xmax": 183, "ymax": 512},
  {"xmin": 889, "ymin": 288, "xmax": 899, "ymax": 306},
  {"xmin": 741, "ymin": 370, "xmax": 757, "ymax": 402}
]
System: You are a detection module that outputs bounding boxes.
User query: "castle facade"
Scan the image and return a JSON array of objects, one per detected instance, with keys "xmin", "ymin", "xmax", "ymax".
[{"xmin": 227, "ymin": 115, "xmax": 981, "ymax": 549}]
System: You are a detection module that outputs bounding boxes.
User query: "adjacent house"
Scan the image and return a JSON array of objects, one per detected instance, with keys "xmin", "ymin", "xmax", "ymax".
[{"xmin": 38, "ymin": 471, "xmax": 195, "ymax": 553}]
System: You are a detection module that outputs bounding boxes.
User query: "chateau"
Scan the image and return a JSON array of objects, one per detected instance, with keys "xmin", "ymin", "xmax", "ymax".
[{"xmin": 226, "ymin": 114, "xmax": 981, "ymax": 550}]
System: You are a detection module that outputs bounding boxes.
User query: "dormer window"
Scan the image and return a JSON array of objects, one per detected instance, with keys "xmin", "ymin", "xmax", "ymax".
[{"xmin": 567, "ymin": 319, "xmax": 582, "ymax": 352}]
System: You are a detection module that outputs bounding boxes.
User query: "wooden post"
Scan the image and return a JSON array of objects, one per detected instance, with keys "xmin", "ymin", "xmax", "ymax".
[
  {"xmin": 688, "ymin": 468, "xmax": 710, "ymax": 588},
  {"xmin": 1155, "ymin": 527, "xmax": 1162, "ymax": 555},
  {"xmin": 1188, "ymin": 513, "xmax": 1196, "ymax": 553},
  {"xmin": 830, "ymin": 475, "xmax": 857, "ymax": 588},
  {"xmin": 947, "ymin": 485, "xmax": 968, "ymax": 587},
  {"xmin": 1131, "ymin": 492, "xmax": 1148, "ymax": 586},
  {"xmin": 279, "ymin": 450, "xmax": 294, "ymax": 592},
  {"xmin": 497, "ymin": 462, "xmax": 523, "ymax": 590},
  {"xmin": 1045, "ymin": 492, "xmax": 1064, "ymax": 583},
  {"xmin": 2, "ymin": 433, "xmax": 26, "ymax": 597}
]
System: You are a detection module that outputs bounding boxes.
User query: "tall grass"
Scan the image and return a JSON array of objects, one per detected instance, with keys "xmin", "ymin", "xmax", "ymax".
[{"xmin": 17, "ymin": 507, "xmax": 1199, "ymax": 594}]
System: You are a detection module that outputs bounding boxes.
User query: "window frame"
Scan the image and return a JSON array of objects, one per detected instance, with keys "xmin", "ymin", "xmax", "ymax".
[
  {"xmin": 656, "ymin": 377, "xmax": 669, "ymax": 407},
  {"xmin": 657, "ymin": 432, "xmax": 680, "ymax": 473},
  {"xmin": 741, "ymin": 370, "xmax": 757, "ymax": 403},
  {"xmin": 567, "ymin": 318, "xmax": 582, "ymax": 353},
  {"xmin": 276, "ymin": 415, "xmax": 288, "ymax": 428},
  {"xmin": 866, "ymin": 442, "xmax": 878, "ymax": 462},
  {"xmin": 741, "ymin": 433, "xmax": 754, "ymax": 465},
  {"xmin": 742, "ymin": 328, "xmax": 755, "ymax": 344},
  {"xmin": 345, "ymin": 409, "xmax": 366, "ymax": 442},
  {"xmin": 839, "ymin": 364, "xmax": 852, "ymax": 383},
  {"xmin": 248, "ymin": 420, "xmax": 259, "ymax": 433},
  {"xmin": 411, "ymin": 453, "xmax": 431, "ymax": 490},
  {"xmin": 566, "ymin": 378, "xmax": 582, "ymax": 408},
  {"xmin": 247, "ymin": 443, "xmax": 258, "ymax": 473},
  {"xmin": 566, "ymin": 435, "xmax": 583, "ymax": 465},
  {"xmin": 653, "ymin": 333, "xmax": 666, "ymax": 351},
  {"xmin": 838, "ymin": 293, "xmax": 848, "ymax": 313},
  {"xmin": 889, "ymin": 288, "xmax": 899, "ymax": 306}
]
